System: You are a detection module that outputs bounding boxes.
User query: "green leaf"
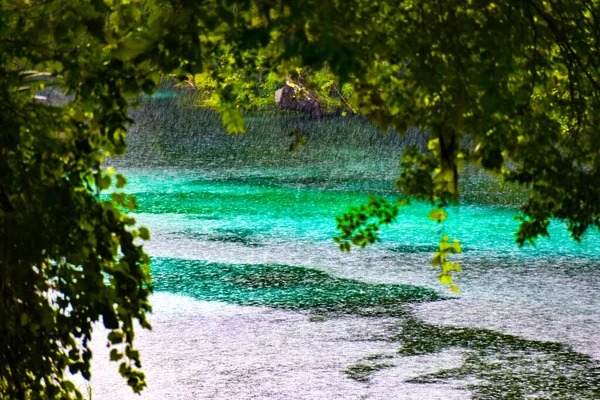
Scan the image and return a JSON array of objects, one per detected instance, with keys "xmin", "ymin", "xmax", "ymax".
[
  {"xmin": 98, "ymin": 174, "xmax": 112, "ymax": 191},
  {"xmin": 428, "ymin": 208, "xmax": 448, "ymax": 222},
  {"xmin": 138, "ymin": 227, "xmax": 150, "ymax": 241},
  {"xmin": 451, "ymin": 239, "xmax": 462, "ymax": 253},
  {"xmin": 108, "ymin": 331, "xmax": 125, "ymax": 344},
  {"xmin": 111, "ymin": 193, "xmax": 126, "ymax": 206},
  {"xmin": 112, "ymin": 36, "xmax": 147, "ymax": 63},
  {"xmin": 126, "ymin": 195, "xmax": 138, "ymax": 211},
  {"xmin": 442, "ymin": 260, "xmax": 453, "ymax": 273},
  {"xmin": 110, "ymin": 349, "xmax": 124, "ymax": 361},
  {"xmin": 119, "ymin": 362, "xmax": 132, "ymax": 378},
  {"xmin": 116, "ymin": 174, "xmax": 127, "ymax": 189},
  {"xmin": 221, "ymin": 107, "xmax": 246, "ymax": 135},
  {"xmin": 439, "ymin": 240, "xmax": 451, "ymax": 251}
]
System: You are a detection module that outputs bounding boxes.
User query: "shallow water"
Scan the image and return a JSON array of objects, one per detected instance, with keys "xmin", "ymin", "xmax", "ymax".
[{"xmin": 87, "ymin": 93, "xmax": 600, "ymax": 399}]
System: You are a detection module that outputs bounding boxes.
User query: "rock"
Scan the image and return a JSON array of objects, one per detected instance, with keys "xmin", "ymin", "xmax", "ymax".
[{"xmin": 274, "ymin": 84, "xmax": 322, "ymax": 119}]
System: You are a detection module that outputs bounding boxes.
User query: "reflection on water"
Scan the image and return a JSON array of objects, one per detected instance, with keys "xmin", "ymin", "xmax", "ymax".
[{"xmin": 90, "ymin": 91, "xmax": 600, "ymax": 399}]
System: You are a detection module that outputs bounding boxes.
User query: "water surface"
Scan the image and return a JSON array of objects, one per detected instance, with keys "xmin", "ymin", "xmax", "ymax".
[{"xmin": 88, "ymin": 92, "xmax": 600, "ymax": 399}]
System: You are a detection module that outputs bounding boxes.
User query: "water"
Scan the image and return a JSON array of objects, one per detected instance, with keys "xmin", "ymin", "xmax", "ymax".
[{"xmin": 85, "ymin": 91, "xmax": 600, "ymax": 399}]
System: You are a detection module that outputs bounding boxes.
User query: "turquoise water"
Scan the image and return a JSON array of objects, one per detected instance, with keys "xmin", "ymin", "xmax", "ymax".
[
  {"xmin": 125, "ymin": 167, "xmax": 600, "ymax": 259},
  {"xmin": 94, "ymin": 94, "xmax": 600, "ymax": 399}
]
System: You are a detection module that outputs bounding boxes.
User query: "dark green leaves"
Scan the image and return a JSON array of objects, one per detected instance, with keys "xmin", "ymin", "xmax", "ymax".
[
  {"xmin": 334, "ymin": 195, "xmax": 401, "ymax": 252},
  {"xmin": 108, "ymin": 331, "xmax": 125, "ymax": 344},
  {"xmin": 116, "ymin": 174, "xmax": 127, "ymax": 189},
  {"xmin": 110, "ymin": 349, "xmax": 124, "ymax": 361},
  {"xmin": 0, "ymin": 0, "xmax": 154, "ymax": 397},
  {"xmin": 138, "ymin": 227, "xmax": 150, "ymax": 241}
]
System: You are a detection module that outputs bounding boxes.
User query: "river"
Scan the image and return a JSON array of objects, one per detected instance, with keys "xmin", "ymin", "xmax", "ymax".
[{"xmin": 84, "ymin": 91, "xmax": 600, "ymax": 399}]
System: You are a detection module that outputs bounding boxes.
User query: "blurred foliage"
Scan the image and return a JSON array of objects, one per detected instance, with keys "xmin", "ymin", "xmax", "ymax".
[
  {"xmin": 3, "ymin": 0, "xmax": 600, "ymax": 397},
  {"xmin": 187, "ymin": 63, "xmax": 355, "ymax": 116},
  {"xmin": 0, "ymin": 0, "xmax": 162, "ymax": 397}
]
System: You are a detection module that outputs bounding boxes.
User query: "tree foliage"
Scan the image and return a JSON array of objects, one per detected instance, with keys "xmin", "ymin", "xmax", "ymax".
[
  {"xmin": 193, "ymin": 0, "xmax": 600, "ymax": 287},
  {"xmin": 341, "ymin": 0, "xmax": 600, "ymax": 248},
  {"xmin": 187, "ymin": 64, "xmax": 354, "ymax": 115},
  {"xmin": 2, "ymin": 0, "xmax": 600, "ymax": 397},
  {"xmin": 324, "ymin": 0, "xmax": 600, "ymax": 290},
  {"xmin": 0, "ymin": 0, "xmax": 160, "ymax": 397}
]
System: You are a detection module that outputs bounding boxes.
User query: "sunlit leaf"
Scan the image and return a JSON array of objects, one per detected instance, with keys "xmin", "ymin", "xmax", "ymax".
[{"xmin": 451, "ymin": 239, "xmax": 462, "ymax": 253}]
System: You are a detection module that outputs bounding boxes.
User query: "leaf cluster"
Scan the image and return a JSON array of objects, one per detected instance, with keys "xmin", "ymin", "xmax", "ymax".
[{"xmin": 334, "ymin": 195, "xmax": 401, "ymax": 252}]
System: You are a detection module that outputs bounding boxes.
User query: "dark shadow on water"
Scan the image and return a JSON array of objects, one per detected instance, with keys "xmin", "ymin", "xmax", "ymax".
[
  {"xmin": 208, "ymin": 228, "xmax": 263, "ymax": 247},
  {"xmin": 167, "ymin": 228, "xmax": 263, "ymax": 247},
  {"xmin": 151, "ymin": 257, "xmax": 439, "ymax": 314},
  {"xmin": 151, "ymin": 257, "xmax": 600, "ymax": 399},
  {"xmin": 387, "ymin": 243, "xmax": 440, "ymax": 254},
  {"xmin": 345, "ymin": 362, "xmax": 395, "ymax": 382},
  {"xmin": 388, "ymin": 317, "xmax": 600, "ymax": 399}
]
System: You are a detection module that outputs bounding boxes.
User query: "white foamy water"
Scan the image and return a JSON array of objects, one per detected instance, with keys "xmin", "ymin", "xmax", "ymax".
[{"xmin": 83, "ymin": 293, "xmax": 468, "ymax": 399}]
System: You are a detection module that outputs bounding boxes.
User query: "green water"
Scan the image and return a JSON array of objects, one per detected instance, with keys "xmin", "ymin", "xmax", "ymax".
[
  {"xmin": 152, "ymin": 259, "xmax": 439, "ymax": 312},
  {"xmin": 104, "ymin": 91, "xmax": 600, "ymax": 399}
]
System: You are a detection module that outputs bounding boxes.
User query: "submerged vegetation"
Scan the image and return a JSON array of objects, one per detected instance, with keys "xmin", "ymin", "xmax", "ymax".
[
  {"xmin": 345, "ymin": 362, "xmax": 395, "ymax": 382},
  {"xmin": 151, "ymin": 258, "xmax": 440, "ymax": 312},
  {"xmin": 342, "ymin": 316, "xmax": 600, "ymax": 399},
  {"xmin": 155, "ymin": 257, "xmax": 600, "ymax": 398},
  {"xmin": 396, "ymin": 319, "xmax": 600, "ymax": 399}
]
